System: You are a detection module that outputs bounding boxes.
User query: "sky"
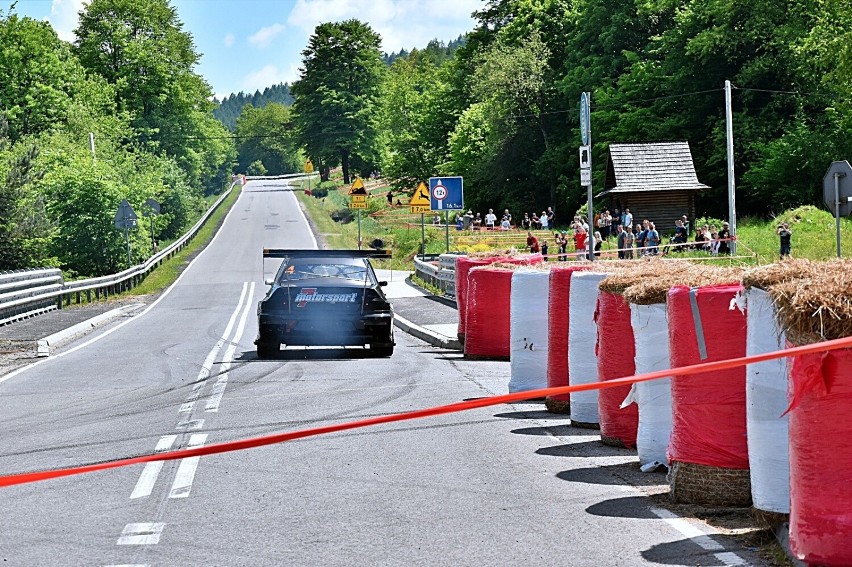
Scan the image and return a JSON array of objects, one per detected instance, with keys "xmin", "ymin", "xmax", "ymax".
[{"xmin": 11, "ymin": 0, "xmax": 482, "ymax": 100}]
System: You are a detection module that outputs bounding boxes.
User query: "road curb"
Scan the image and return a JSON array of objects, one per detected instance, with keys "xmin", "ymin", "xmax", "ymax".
[
  {"xmin": 393, "ymin": 313, "xmax": 461, "ymax": 351},
  {"xmin": 36, "ymin": 305, "xmax": 136, "ymax": 357}
]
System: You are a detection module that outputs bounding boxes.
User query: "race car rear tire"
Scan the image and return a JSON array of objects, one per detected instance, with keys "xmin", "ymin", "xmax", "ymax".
[{"xmin": 257, "ymin": 341, "xmax": 279, "ymax": 359}]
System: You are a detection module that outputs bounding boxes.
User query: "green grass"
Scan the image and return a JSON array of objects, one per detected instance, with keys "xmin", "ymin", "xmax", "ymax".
[{"xmin": 128, "ymin": 185, "xmax": 242, "ymax": 296}]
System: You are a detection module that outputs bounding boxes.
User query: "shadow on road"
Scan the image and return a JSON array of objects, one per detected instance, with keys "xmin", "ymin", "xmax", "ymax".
[
  {"xmin": 493, "ymin": 410, "xmax": 569, "ymax": 420},
  {"xmin": 510, "ymin": 424, "xmax": 601, "ymax": 437},
  {"xmin": 237, "ymin": 348, "xmax": 385, "ymax": 361},
  {"xmin": 641, "ymin": 539, "xmax": 729, "ymax": 566},
  {"xmin": 536, "ymin": 439, "xmax": 635, "ymax": 458}
]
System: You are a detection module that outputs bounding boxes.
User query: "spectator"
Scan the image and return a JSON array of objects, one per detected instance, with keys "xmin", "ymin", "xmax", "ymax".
[
  {"xmin": 777, "ymin": 222, "xmax": 792, "ymax": 257},
  {"xmin": 556, "ymin": 231, "xmax": 568, "ymax": 261},
  {"xmin": 672, "ymin": 219, "xmax": 688, "ymax": 252},
  {"xmin": 521, "ymin": 213, "xmax": 532, "ymax": 230},
  {"xmin": 473, "ymin": 213, "xmax": 482, "ymax": 229},
  {"xmin": 646, "ymin": 222, "xmax": 660, "ymax": 255},
  {"xmin": 547, "ymin": 207, "xmax": 555, "ymax": 227},
  {"xmin": 622, "ymin": 208, "xmax": 633, "ymax": 233},
  {"xmin": 694, "ymin": 224, "xmax": 710, "ymax": 251},
  {"xmin": 503, "ymin": 209, "xmax": 512, "ymax": 224},
  {"xmin": 616, "ymin": 225, "xmax": 627, "ymax": 259},
  {"xmin": 634, "ymin": 223, "xmax": 647, "ymax": 254},
  {"xmin": 387, "ymin": 191, "xmax": 393, "ymax": 205},
  {"xmin": 532, "ymin": 213, "xmax": 541, "ymax": 230},
  {"xmin": 681, "ymin": 214, "xmax": 690, "ymax": 237},
  {"xmin": 433, "ymin": 213, "xmax": 441, "ymax": 225},
  {"xmin": 573, "ymin": 225, "xmax": 587, "ymax": 256},
  {"xmin": 623, "ymin": 227, "xmax": 634, "ymax": 259},
  {"xmin": 710, "ymin": 231, "xmax": 720, "ymax": 256},
  {"xmin": 612, "ymin": 208, "xmax": 621, "ymax": 234},
  {"xmin": 540, "ymin": 210, "xmax": 549, "ymax": 230},
  {"xmin": 541, "ymin": 239, "xmax": 549, "ymax": 260},
  {"xmin": 463, "ymin": 209, "xmax": 474, "ymax": 230},
  {"xmin": 500, "ymin": 215, "xmax": 511, "ymax": 231},
  {"xmin": 485, "ymin": 208, "xmax": 497, "ymax": 230},
  {"xmin": 593, "ymin": 231, "xmax": 603, "ymax": 258},
  {"xmin": 527, "ymin": 231, "xmax": 540, "ymax": 253},
  {"xmin": 718, "ymin": 222, "xmax": 731, "ymax": 255}
]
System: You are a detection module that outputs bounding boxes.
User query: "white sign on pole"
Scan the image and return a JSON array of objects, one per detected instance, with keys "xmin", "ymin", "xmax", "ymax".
[{"xmin": 580, "ymin": 169, "xmax": 591, "ymax": 186}]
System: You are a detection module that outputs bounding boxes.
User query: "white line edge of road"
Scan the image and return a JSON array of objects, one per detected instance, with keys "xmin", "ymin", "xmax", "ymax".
[
  {"xmin": 35, "ymin": 305, "xmax": 140, "ymax": 357},
  {"xmin": 289, "ymin": 180, "xmax": 319, "ymax": 250},
  {"xmin": 0, "ymin": 182, "xmax": 247, "ymax": 387}
]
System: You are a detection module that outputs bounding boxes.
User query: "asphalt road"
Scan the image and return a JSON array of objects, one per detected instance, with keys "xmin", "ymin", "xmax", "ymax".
[{"xmin": 0, "ymin": 180, "xmax": 767, "ymax": 566}]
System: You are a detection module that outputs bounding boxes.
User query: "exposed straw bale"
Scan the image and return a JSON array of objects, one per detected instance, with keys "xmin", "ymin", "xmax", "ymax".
[
  {"xmin": 741, "ymin": 259, "xmax": 815, "ymax": 290},
  {"xmin": 623, "ymin": 265, "xmax": 743, "ymax": 305},
  {"xmin": 599, "ymin": 260, "xmax": 691, "ymax": 295},
  {"xmin": 767, "ymin": 261, "xmax": 852, "ymax": 344}
]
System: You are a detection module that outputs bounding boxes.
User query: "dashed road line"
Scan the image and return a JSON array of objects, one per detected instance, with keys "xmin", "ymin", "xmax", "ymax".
[
  {"xmin": 205, "ymin": 282, "xmax": 254, "ymax": 413},
  {"xmin": 180, "ymin": 283, "xmax": 249, "ymax": 414},
  {"xmin": 168, "ymin": 434, "xmax": 208, "ymax": 499},
  {"xmin": 117, "ymin": 522, "xmax": 165, "ymax": 545},
  {"xmin": 650, "ymin": 507, "xmax": 748, "ymax": 566},
  {"xmin": 130, "ymin": 436, "xmax": 177, "ymax": 499}
]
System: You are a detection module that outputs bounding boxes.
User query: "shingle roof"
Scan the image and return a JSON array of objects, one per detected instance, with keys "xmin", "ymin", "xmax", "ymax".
[{"xmin": 601, "ymin": 141, "xmax": 709, "ymax": 195}]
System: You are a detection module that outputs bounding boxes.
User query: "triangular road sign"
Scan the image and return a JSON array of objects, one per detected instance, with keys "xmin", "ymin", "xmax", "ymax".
[
  {"xmin": 348, "ymin": 177, "xmax": 367, "ymax": 195},
  {"xmin": 410, "ymin": 182, "xmax": 430, "ymax": 206}
]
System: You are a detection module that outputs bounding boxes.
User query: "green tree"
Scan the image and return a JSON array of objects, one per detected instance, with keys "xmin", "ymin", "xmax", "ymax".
[
  {"xmin": 292, "ymin": 19, "xmax": 384, "ymax": 184},
  {"xmin": 234, "ymin": 103, "xmax": 302, "ymax": 175}
]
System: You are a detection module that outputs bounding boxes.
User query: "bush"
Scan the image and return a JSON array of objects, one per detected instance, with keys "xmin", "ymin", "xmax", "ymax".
[{"xmin": 331, "ymin": 208, "xmax": 354, "ymax": 224}]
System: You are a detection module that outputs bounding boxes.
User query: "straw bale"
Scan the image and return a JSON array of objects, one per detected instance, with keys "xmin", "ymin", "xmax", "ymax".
[
  {"xmin": 668, "ymin": 461, "xmax": 752, "ymax": 507},
  {"xmin": 475, "ymin": 262, "xmax": 528, "ymax": 272},
  {"xmin": 599, "ymin": 259, "xmax": 691, "ymax": 295},
  {"xmin": 623, "ymin": 265, "xmax": 744, "ymax": 305},
  {"xmin": 767, "ymin": 261, "xmax": 852, "ymax": 344},
  {"xmin": 741, "ymin": 259, "xmax": 815, "ymax": 290},
  {"xmin": 468, "ymin": 249, "xmax": 519, "ymax": 259}
]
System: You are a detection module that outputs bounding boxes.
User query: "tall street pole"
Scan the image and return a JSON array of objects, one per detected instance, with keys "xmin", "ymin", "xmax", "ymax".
[{"xmin": 725, "ymin": 80, "xmax": 738, "ymax": 255}]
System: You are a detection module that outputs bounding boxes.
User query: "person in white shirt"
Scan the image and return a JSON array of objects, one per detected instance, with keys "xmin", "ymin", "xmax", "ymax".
[
  {"xmin": 500, "ymin": 216, "xmax": 511, "ymax": 230},
  {"xmin": 540, "ymin": 211, "xmax": 549, "ymax": 230},
  {"xmin": 485, "ymin": 209, "xmax": 497, "ymax": 230},
  {"xmin": 622, "ymin": 209, "xmax": 633, "ymax": 233}
]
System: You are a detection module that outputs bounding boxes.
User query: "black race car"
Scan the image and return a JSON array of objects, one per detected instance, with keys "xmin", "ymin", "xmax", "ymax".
[{"xmin": 255, "ymin": 249, "xmax": 394, "ymax": 358}]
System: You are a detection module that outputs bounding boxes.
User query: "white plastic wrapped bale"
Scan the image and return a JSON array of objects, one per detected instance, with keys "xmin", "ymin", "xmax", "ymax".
[
  {"xmin": 568, "ymin": 271, "xmax": 607, "ymax": 426},
  {"xmin": 628, "ymin": 303, "xmax": 673, "ymax": 468},
  {"xmin": 745, "ymin": 287, "xmax": 790, "ymax": 514},
  {"xmin": 509, "ymin": 269, "xmax": 550, "ymax": 393}
]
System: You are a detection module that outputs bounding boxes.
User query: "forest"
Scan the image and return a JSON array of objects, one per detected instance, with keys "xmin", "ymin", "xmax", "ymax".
[{"xmin": 2, "ymin": 0, "xmax": 851, "ymax": 277}]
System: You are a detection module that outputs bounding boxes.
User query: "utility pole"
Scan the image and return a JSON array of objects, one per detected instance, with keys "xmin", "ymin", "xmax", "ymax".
[
  {"xmin": 580, "ymin": 92, "xmax": 594, "ymax": 261},
  {"xmin": 725, "ymin": 80, "xmax": 737, "ymax": 255}
]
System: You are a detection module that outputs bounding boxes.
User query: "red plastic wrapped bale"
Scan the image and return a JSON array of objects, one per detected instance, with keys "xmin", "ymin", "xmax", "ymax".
[
  {"xmin": 666, "ymin": 284, "xmax": 750, "ymax": 506},
  {"xmin": 788, "ymin": 348, "xmax": 852, "ymax": 566},
  {"xmin": 595, "ymin": 290, "xmax": 638, "ymax": 447},
  {"xmin": 545, "ymin": 265, "xmax": 589, "ymax": 413},
  {"xmin": 464, "ymin": 266, "xmax": 514, "ymax": 360},
  {"xmin": 456, "ymin": 255, "xmax": 542, "ymax": 343}
]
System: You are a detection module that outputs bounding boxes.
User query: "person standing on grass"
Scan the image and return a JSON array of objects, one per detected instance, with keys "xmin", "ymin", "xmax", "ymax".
[
  {"xmin": 573, "ymin": 225, "xmax": 587, "ymax": 257},
  {"xmin": 527, "ymin": 231, "xmax": 540, "ymax": 253},
  {"xmin": 616, "ymin": 225, "xmax": 627, "ymax": 259},
  {"xmin": 646, "ymin": 222, "xmax": 660, "ymax": 255},
  {"xmin": 485, "ymin": 208, "xmax": 497, "ymax": 230},
  {"xmin": 541, "ymin": 211, "xmax": 549, "ymax": 230},
  {"xmin": 541, "ymin": 240, "xmax": 549, "ymax": 260},
  {"xmin": 623, "ymin": 227, "xmax": 634, "ymax": 259},
  {"xmin": 777, "ymin": 222, "xmax": 792, "ymax": 257},
  {"xmin": 718, "ymin": 222, "xmax": 731, "ymax": 255}
]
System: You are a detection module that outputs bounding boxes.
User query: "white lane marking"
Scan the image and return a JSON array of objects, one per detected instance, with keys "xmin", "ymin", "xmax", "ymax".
[
  {"xmin": 104, "ymin": 564, "xmax": 149, "ymax": 566},
  {"xmin": 168, "ymin": 433, "xmax": 208, "ymax": 499},
  {"xmin": 205, "ymin": 283, "xmax": 255, "ymax": 412},
  {"xmin": 0, "ymin": 184, "xmax": 245, "ymax": 387},
  {"xmin": 180, "ymin": 283, "xmax": 249, "ymax": 414},
  {"xmin": 129, "ymin": 436, "xmax": 177, "ymax": 499},
  {"xmin": 288, "ymin": 183, "xmax": 319, "ymax": 249},
  {"xmin": 116, "ymin": 522, "xmax": 165, "ymax": 545},
  {"xmin": 650, "ymin": 507, "xmax": 747, "ymax": 565}
]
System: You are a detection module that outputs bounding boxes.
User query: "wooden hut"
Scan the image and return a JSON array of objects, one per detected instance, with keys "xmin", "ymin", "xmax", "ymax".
[{"xmin": 599, "ymin": 142, "xmax": 709, "ymax": 236}]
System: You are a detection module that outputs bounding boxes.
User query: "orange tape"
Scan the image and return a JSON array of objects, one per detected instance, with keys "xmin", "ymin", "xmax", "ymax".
[{"xmin": 2, "ymin": 335, "xmax": 851, "ymax": 489}]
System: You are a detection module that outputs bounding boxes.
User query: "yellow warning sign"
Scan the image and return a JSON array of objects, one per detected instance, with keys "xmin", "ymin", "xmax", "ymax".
[
  {"xmin": 410, "ymin": 182, "xmax": 430, "ymax": 206},
  {"xmin": 348, "ymin": 177, "xmax": 367, "ymax": 195},
  {"xmin": 349, "ymin": 201, "xmax": 368, "ymax": 209},
  {"xmin": 304, "ymin": 159, "xmax": 314, "ymax": 173},
  {"xmin": 350, "ymin": 194, "xmax": 366, "ymax": 203}
]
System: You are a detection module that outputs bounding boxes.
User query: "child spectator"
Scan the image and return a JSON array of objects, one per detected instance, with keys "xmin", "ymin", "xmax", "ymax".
[
  {"xmin": 777, "ymin": 222, "xmax": 792, "ymax": 257},
  {"xmin": 541, "ymin": 240, "xmax": 549, "ymax": 260}
]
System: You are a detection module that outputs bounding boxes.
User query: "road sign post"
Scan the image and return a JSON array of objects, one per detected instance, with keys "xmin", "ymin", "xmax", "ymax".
[
  {"xmin": 347, "ymin": 177, "xmax": 369, "ymax": 249},
  {"xmin": 429, "ymin": 177, "xmax": 463, "ymax": 254},
  {"xmin": 114, "ymin": 199, "xmax": 138, "ymax": 266},
  {"xmin": 143, "ymin": 198, "xmax": 160, "ymax": 255},
  {"xmin": 580, "ymin": 92, "xmax": 594, "ymax": 262},
  {"xmin": 823, "ymin": 160, "xmax": 852, "ymax": 258}
]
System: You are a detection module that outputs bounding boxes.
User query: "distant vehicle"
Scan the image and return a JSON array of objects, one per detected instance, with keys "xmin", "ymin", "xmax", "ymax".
[{"xmin": 255, "ymin": 249, "xmax": 394, "ymax": 358}]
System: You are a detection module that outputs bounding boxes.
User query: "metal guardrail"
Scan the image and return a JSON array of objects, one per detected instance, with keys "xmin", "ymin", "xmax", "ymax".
[
  {"xmin": 414, "ymin": 254, "xmax": 460, "ymax": 298},
  {"xmin": 0, "ymin": 180, "xmax": 239, "ymax": 326}
]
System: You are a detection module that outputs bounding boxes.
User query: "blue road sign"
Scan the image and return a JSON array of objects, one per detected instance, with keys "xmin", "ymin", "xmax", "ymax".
[
  {"xmin": 580, "ymin": 92, "xmax": 590, "ymax": 146},
  {"xmin": 429, "ymin": 176, "xmax": 464, "ymax": 211}
]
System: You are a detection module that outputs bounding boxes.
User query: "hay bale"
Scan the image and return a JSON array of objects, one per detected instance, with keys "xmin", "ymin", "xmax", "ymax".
[
  {"xmin": 741, "ymin": 259, "xmax": 815, "ymax": 290},
  {"xmin": 668, "ymin": 461, "xmax": 752, "ymax": 507},
  {"xmin": 767, "ymin": 260, "xmax": 852, "ymax": 345},
  {"xmin": 623, "ymin": 265, "xmax": 744, "ymax": 305},
  {"xmin": 598, "ymin": 259, "xmax": 689, "ymax": 295}
]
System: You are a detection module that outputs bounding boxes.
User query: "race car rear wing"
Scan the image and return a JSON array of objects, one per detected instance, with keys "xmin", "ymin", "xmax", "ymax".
[{"xmin": 262, "ymin": 249, "xmax": 392, "ymax": 259}]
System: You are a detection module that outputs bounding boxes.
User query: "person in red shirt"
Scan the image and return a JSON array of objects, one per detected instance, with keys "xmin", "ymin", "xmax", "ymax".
[
  {"xmin": 526, "ymin": 231, "xmax": 540, "ymax": 253},
  {"xmin": 573, "ymin": 226, "xmax": 587, "ymax": 257}
]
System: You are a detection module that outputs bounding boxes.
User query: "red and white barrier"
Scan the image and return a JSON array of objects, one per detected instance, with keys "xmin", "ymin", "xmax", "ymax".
[
  {"xmin": 788, "ymin": 348, "xmax": 852, "ymax": 565},
  {"xmin": 629, "ymin": 303, "xmax": 673, "ymax": 467},
  {"xmin": 568, "ymin": 272, "xmax": 608, "ymax": 426},
  {"xmin": 596, "ymin": 291, "xmax": 638, "ymax": 447},
  {"xmin": 509, "ymin": 269, "xmax": 551, "ymax": 392},
  {"xmin": 744, "ymin": 287, "xmax": 790, "ymax": 514},
  {"xmin": 465, "ymin": 267, "xmax": 514, "ymax": 359},
  {"xmin": 545, "ymin": 265, "xmax": 588, "ymax": 411},
  {"xmin": 667, "ymin": 284, "xmax": 748, "ymax": 469},
  {"xmin": 456, "ymin": 257, "xmax": 498, "ymax": 342}
]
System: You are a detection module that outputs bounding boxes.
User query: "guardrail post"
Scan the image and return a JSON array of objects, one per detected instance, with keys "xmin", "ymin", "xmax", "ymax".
[{"xmin": 87, "ymin": 289, "xmax": 92, "ymax": 303}]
